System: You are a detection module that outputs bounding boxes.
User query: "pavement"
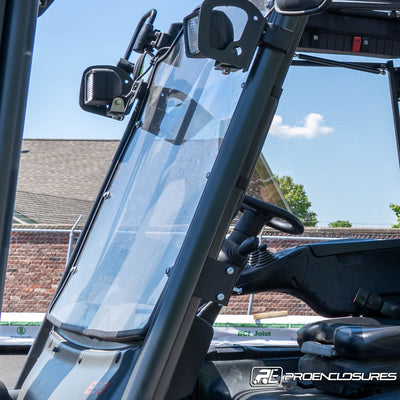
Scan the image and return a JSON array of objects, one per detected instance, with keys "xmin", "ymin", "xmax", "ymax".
[{"xmin": 0, "ymin": 349, "xmax": 28, "ymax": 389}]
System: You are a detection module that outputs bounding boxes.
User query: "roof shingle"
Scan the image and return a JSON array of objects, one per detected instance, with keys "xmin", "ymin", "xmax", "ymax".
[{"xmin": 15, "ymin": 139, "xmax": 119, "ymax": 225}]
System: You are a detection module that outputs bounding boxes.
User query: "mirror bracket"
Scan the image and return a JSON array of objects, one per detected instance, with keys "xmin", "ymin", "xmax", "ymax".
[
  {"xmin": 184, "ymin": 0, "xmax": 265, "ymax": 72},
  {"xmin": 200, "ymin": 0, "xmax": 264, "ymax": 71},
  {"xmin": 110, "ymin": 97, "xmax": 126, "ymax": 115}
]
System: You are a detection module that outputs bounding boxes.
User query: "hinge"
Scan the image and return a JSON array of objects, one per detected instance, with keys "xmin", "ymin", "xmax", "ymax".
[{"xmin": 194, "ymin": 258, "xmax": 240, "ymax": 306}]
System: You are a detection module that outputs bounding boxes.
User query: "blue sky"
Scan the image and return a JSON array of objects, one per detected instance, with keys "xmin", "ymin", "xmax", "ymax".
[
  {"xmin": 263, "ymin": 64, "xmax": 400, "ymax": 227},
  {"xmin": 24, "ymin": 1, "xmax": 400, "ymax": 228},
  {"xmin": 24, "ymin": 0, "xmax": 200, "ymax": 139}
]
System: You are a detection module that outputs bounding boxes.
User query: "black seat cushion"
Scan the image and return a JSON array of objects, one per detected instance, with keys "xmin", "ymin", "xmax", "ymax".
[
  {"xmin": 298, "ymin": 317, "xmax": 400, "ymax": 359},
  {"xmin": 298, "ymin": 318, "xmax": 400, "ymax": 397},
  {"xmin": 334, "ymin": 324, "xmax": 400, "ymax": 359}
]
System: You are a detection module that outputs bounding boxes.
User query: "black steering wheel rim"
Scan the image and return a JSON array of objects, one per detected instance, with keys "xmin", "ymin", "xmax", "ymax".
[{"xmin": 242, "ymin": 195, "xmax": 304, "ymax": 235}]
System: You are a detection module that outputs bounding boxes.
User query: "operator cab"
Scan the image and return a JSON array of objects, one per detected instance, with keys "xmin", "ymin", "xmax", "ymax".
[{"xmin": 2, "ymin": 0, "xmax": 400, "ymax": 399}]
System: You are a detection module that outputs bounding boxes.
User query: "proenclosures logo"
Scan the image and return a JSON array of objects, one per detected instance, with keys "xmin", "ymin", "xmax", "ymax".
[{"xmin": 250, "ymin": 368, "xmax": 397, "ymax": 387}]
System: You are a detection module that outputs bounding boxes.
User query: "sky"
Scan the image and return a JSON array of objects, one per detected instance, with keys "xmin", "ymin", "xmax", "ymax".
[
  {"xmin": 263, "ymin": 62, "xmax": 400, "ymax": 228},
  {"xmin": 24, "ymin": 1, "xmax": 400, "ymax": 228},
  {"xmin": 24, "ymin": 0, "xmax": 201, "ymax": 140}
]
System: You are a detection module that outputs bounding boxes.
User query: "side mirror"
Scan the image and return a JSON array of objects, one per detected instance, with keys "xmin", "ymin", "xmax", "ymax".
[
  {"xmin": 275, "ymin": 0, "xmax": 332, "ymax": 15},
  {"xmin": 183, "ymin": 0, "xmax": 265, "ymax": 72},
  {"xmin": 79, "ymin": 9, "xmax": 182, "ymax": 121},
  {"xmin": 79, "ymin": 66, "xmax": 134, "ymax": 120}
]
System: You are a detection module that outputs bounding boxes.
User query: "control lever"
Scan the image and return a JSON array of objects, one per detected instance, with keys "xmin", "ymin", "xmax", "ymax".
[{"xmin": 218, "ymin": 235, "xmax": 259, "ymax": 267}]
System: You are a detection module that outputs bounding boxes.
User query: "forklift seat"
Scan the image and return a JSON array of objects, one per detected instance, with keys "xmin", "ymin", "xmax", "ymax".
[{"xmin": 297, "ymin": 317, "xmax": 400, "ymax": 397}]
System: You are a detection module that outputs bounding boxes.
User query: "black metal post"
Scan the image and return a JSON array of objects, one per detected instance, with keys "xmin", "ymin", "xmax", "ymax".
[
  {"xmin": 0, "ymin": 0, "xmax": 39, "ymax": 311},
  {"xmin": 387, "ymin": 61, "xmax": 400, "ymax": 170}
]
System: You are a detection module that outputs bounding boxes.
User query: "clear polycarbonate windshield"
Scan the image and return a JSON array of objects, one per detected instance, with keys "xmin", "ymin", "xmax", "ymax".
[{"xmin": 49, "ymin": 35, "xmax": 249, "ymax": 337}]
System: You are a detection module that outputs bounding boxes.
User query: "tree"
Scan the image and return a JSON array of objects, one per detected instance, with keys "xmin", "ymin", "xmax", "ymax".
[
  {"xmin": 389, "ymin": 203, "xmax": 400, "ymax": 228},
  {"xmin": 328, "ymin": 220, "xmax": 352, "ymax": 228},
  {"xmin": 275, "ymin": 175, "xmax": 318, "ymax": 227}
]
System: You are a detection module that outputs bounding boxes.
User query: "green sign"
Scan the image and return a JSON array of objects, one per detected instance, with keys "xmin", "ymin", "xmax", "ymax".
[{"xmin": 16, "ymin": 327, "xmax": 26, "ymax": 335}]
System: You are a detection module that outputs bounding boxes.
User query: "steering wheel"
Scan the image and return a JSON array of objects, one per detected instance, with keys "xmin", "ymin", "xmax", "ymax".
[{"xmin": 241, "ymin": 195, "xmax": 304, "ymax": 235}]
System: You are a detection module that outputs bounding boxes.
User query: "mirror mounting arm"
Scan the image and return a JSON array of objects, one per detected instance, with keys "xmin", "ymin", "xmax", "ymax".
[
  {"xmin": 117, "ymin": 58, "xmax": 135, "ymax": 74},
  {"xmin": 124, "ymin": 9, "xmax": 157, "ymax": 60}
]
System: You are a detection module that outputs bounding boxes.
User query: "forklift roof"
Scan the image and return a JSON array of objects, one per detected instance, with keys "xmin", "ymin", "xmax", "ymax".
[{"xmin": 300, "ymin": 4, "xmax": 400, "ymax": 58}]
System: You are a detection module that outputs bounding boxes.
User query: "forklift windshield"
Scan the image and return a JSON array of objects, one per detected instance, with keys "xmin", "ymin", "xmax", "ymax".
[
  {"xmin": 7, "ymin": 2, "xmax": 400, "ymax": 399},
  {"xmin": 48, "ymin": 34, "xmax": 248, "ymax": 338}
]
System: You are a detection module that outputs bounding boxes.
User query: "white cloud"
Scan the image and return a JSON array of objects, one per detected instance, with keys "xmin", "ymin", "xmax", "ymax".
[{"xmin": 269, "ymin": 113, "xmax": 334, "ymax": 139}]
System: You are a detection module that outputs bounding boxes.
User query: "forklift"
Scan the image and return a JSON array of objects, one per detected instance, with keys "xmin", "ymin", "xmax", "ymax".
[{"xmin": 2, "ymin": 0, "xmax": 400, "ymax": 398}]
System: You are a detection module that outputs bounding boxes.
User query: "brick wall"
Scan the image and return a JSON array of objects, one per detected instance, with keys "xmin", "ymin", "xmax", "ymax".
[
  {"xmin": 4, "ymin": 226, "xmax": 400, "ymax": 314},
  {"xmin": 4, "ymin": 226, "xmax": 72, "ymax": 313}
]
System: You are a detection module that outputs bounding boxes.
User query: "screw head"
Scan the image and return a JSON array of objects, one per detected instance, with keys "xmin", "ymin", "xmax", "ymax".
[
  {"xmin": 226, "ymin": 267, "xmax": 234, "ymax": 275},
  {"xmin": 233, "ymin": 287, "xmax": 243, "ymax": 295},
  {"xmin": 115, "ymin": 99, "xmax": 122, "ymax": 105},
  {"xmin": 216, "ymin": 293, "xmax": 225, "ymax": 302}
]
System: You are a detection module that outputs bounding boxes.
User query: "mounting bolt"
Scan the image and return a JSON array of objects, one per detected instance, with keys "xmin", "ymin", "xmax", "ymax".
[
  {"xmin": 115, "ymin": 99, "xmax": 122, "ymax": 105},
  {"xmin": 216, "ymin": 293, "xmax": 225, "ymax": 302},
  {"xmin": 233, "ymin": 287, "xmax": 242, "ymax": 295},
  {"xmin": 103, "ymin": 191, "xmax": 111, "ymax": 199},
  {"xmin": 226, "ymin": 267, "xmax": 234, "ymax": 275},
  {"xmin": 135, "ymin": 120, "xmax": 142, "ymax": 128}
]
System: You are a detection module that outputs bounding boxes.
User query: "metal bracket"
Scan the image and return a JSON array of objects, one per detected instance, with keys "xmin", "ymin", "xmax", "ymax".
[
  {"xmin": 110, "ymin": 97, "xmax": 125, "ymax": 114},
  {"xmin": 260, "ymin": 23, "xmax": 294, "ymax": 53},
  {"xmin": 194, "ymin": 258, "xmax": 240, "ymax": 305},
  {"xmin": 197, "ymin": 0, "xmax": 265, "ymax": 71}
]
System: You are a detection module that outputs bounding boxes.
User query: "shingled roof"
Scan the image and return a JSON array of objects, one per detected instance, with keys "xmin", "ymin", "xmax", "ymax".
[
  {"xmin": 15, "ymin": 140, "xmax": 119, "ymax": 225},
  {"xmin": 14, "ymin": 139, "xmax": 287, "ymax": 226}
]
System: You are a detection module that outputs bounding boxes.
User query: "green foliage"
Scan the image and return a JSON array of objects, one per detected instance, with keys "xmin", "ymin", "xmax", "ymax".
[
  {"xmin": 275, "ymin": 175, "xmax": 318, "ymax": 227},
  {"xmin": 328, "ymin": 220, "xmax": 352, "ymax": 228},
  {"xmin": 390, "ymin": 203, "xmax": 400, "ymax": 228}
]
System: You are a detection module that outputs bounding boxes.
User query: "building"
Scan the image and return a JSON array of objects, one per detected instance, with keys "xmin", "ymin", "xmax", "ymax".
[{"xmin": 14, "ymin": 139, "xmax": 119, "ymax": 225}]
